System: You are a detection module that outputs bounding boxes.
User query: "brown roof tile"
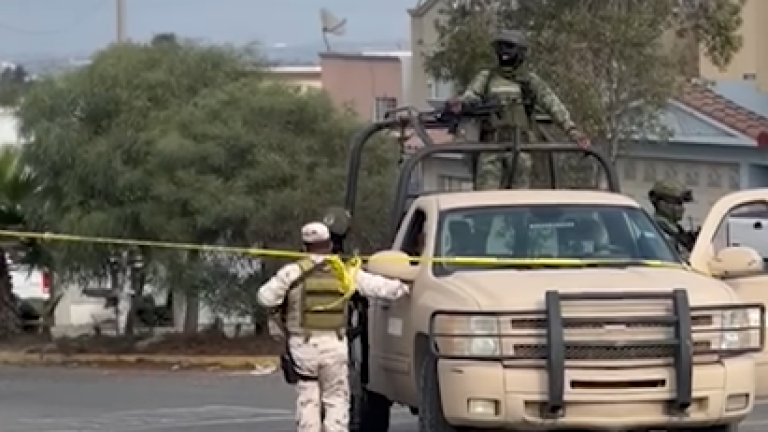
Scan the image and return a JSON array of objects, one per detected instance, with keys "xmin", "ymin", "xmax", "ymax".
[{"xmin": 676, "ymin": 82, "xmax": 768, "ymax": 146}]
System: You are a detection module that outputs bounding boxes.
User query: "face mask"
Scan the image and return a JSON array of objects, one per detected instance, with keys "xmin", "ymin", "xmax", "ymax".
[{"xmin": 497, "ymin": 44, "xmax": 526, "ymax": 69}]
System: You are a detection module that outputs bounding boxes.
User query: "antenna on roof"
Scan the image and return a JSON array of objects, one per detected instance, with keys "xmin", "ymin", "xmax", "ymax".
[{"xmin": 319, "ymin": 8, "xmax": 347, "ymax": 52}]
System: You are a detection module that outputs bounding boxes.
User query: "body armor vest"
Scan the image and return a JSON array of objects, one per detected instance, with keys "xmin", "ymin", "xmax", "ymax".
[
  {"xmin": 285, "ymin": 259, "xmax": 348, "ymax": 334},
  {"xmin": 486, "ymin": 74, "xmax": 530, "ymax": 134}
]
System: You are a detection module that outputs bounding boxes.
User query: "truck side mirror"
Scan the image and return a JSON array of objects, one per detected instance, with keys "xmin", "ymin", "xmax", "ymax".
[
  {"xmin": 708, "ymin": 246, "xmax": 764, "ymax": 277},
  {"xmin": 368, "ymin": 250, "xmax": 419, "ymax": 282}
]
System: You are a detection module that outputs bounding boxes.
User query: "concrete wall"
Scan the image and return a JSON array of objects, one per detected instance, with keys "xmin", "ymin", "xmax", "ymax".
[{"xmin": 320, "ymin": 52, "xmax": 403, "ymax": 121}]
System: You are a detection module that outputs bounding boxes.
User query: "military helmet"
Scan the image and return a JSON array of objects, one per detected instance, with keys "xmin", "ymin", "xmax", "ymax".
[
  {"xmin": 492, "ymin": 29, "xmax": 527, "ymax": 48},
  {"xmin": 648, "ymin": 180, "xmax": 693, "ymax": 203}
]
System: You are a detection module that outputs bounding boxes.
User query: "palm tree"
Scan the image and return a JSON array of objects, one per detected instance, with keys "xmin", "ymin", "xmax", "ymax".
[{"xmin": 0, "ymin": 145, "xmax": 42, "ymax": 338}]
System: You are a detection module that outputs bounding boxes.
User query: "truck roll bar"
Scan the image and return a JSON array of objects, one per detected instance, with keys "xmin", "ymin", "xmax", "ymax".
[
  {"xmin": 344, "ymin": 106, "xmax": 443, "ymax": 217},
  {"xmin": 389, "ymin": 143, "xmax": 619, "ymax": 237}
]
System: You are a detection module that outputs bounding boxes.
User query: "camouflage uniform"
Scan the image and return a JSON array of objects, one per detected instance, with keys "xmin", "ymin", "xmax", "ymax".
[
  {"xmin": 258, "ymin": 223, "xmax": 409, "ymax": 432},
  {"xmin": 459, "ymin": 29, "xmax": 581, "ymax": 190},
  {"xmin": 648, "ymin": 180, "xmax": 696, "ymax": 256}
]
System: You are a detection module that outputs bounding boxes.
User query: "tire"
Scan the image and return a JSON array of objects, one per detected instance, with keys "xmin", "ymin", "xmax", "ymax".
[
  {"xmin": 418, "ymin": 351, "xmax": 464, "ymax": 432},
  {"xmin": 358, "ymin": 388, "xmax": 392, "ymax": 432}
]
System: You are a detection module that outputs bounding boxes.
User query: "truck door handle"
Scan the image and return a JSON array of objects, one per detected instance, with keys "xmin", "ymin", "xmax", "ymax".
[{"xmin": 380, "ymin": 302, "xmax": 391, "ymax": 310}]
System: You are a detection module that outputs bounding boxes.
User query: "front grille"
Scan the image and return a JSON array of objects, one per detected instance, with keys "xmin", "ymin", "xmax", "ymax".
[
  {"xmin": 513, "ymin": 340, "xmax": 711, "ymax": 360},
  {"xmin": 508, "ymin": 314, "xmax": 713, "ymax": 330}
]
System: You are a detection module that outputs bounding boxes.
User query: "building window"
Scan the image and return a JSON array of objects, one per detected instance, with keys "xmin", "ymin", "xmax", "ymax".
[
  {"xmin": 373, "ymin": 97, "xmax": 397, "ymax": 121},
  {"xmin": 428, "ymin": 77, "xmax": 455, "ymax": 100},
  {"xmin": 439, "ymin": 175, "xmax": 473, "ymax": 191}
]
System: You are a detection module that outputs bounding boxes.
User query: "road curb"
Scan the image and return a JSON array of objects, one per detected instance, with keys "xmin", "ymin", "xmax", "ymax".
[{"xmin": 0, "ymin": 351, "xmax": 280, "ymax": 369}]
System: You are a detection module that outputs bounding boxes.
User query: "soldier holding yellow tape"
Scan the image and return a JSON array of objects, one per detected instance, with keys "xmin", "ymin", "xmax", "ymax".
[{"xmin": 257, "ymin": 221, "xmax": 409, "ymax": 432}]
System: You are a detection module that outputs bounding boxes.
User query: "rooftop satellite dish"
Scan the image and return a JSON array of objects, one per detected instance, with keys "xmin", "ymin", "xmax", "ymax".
[{"xmin": 320, "ymin": 8, "xmax": 347, "ymax": 52}]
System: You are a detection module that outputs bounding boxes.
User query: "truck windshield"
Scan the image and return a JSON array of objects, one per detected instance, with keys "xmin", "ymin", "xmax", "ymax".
[{"xmin": 436, "ymin": 204, "xmax": 681, "ymax": 269}]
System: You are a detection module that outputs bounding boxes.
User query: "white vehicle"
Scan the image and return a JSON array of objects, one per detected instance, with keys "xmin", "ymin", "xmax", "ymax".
[
  {"xmin": 9, "ymin": 262, "xmax": 51, "ymax": 301},
  {"xmin": 726, "ymin": 211, "xmax": 768, "ymax": 258}
]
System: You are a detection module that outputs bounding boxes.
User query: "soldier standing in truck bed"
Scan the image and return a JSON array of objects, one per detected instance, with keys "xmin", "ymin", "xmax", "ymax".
[{"xmin": 448, "ymin": 29, "xmax": 590, "ymax": 190}]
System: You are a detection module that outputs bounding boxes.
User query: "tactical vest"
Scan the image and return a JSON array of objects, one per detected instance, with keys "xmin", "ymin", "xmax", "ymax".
[
  {"xmin": 284, "ymin": 259, "xmax": 348, "ymax": 335},
  {"xmin": 483, "ymin": 72, "xmax": 533, "ymax": 138}
]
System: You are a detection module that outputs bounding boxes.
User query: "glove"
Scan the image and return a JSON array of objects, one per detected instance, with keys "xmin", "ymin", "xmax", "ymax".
[
  {"xmin": 399, "ymin": 282, "xmax": 411, "ymax": 298},
  {"xmin": 567, "ymin": 127, "xmax": 591, "ymax": 149}
]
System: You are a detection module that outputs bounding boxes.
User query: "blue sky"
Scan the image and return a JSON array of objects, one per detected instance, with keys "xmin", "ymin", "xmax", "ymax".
[{"xmin": 0, "ymin": 0, "xmax": 414, "ymax": 57}]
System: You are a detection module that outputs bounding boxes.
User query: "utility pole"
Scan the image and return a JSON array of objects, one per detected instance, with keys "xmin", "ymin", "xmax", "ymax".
[{"xmin": 116, "ymin": 0, "xmax": 127, "ymax": 43}]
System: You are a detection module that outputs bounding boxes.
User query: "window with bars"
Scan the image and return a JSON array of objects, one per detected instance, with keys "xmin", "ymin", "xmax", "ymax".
[{"xmin": 373, "ymin": 97, "xmax": 398, "ymax": 121}]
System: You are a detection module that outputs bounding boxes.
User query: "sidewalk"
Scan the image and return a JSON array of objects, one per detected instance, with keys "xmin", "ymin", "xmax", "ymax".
[{"xmin": 0, "ymin": 350, "xmax": 279, "ymax": 370}]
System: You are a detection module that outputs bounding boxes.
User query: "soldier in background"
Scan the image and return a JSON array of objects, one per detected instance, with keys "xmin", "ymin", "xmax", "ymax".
[
  {"xmin": 648, "ymin": 180, "xmax": 698, "ymax": 254},
  {"xmin": 257, "ymin": 222, "xmax": 409, "ymax": 432},
  {"xmin": 447, "ymin": 28, "xmax": 590, "ymax": 190}
]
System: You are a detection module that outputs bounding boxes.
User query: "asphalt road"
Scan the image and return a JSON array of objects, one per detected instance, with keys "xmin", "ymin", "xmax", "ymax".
[{"xmin": 0, "ymin": 366, "xmax": 766, "ymax": 432}]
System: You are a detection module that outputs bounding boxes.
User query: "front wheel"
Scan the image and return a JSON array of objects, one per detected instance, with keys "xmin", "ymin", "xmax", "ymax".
[
  {"xmin": 357, "ymin": 388, "xmax": 392, "ymax": 432},
  {"xmin": 418, "ymin": 351, "xmax": 466, "ymax": 432}
]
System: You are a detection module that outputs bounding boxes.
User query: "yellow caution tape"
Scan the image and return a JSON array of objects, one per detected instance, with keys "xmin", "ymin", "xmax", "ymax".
[
  {"xmin": 0, "ymin": 228, "xmax": 689, "ymax": 311},
  {"xmin": 0, "ymin": 229, "xmax": 685, "ymax": 267},
  {"xmin": 316, "ymin": 255, "xmax": 363, "ymax": 311}
]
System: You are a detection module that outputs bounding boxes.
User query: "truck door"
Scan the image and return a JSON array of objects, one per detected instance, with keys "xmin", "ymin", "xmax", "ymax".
[
  {"xmin": 367, "ymin": 205, "xmax": 425, "ymax": 399},
  {"xmin": 689, "ymin": 188, "xmax": 768, "ymax": 397},
  {"xmin": 380, "ymin": 207, "xmax": 427, "ymax": 403}
]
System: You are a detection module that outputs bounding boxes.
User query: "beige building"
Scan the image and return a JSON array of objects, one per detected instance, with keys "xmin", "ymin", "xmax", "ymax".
[
  {"xmin": 408, "ymin": 0, "xmax": 447, "ymax": 109},
  {"xmin": 698, "ymin": 0, "xmax": 768, "ymax": 92}
]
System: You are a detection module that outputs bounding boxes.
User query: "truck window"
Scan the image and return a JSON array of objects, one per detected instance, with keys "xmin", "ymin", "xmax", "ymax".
[
  {"xmin": 436, "ymin": 204, "xmax": 680, "ymax": 270},
  {"xmin": 400, "ymin": 209, "xmax": 427, "ymax": 258}
]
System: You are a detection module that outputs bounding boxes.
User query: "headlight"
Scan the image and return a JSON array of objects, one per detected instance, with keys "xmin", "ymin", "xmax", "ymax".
[
  {"xmin": 432, "ymin": 314, "xmax": 503, "ymax": 357},
  {"xmin": 719, "ymin": 307, "xmax": 764, "ymax": 352},
  {"xmin": 469, "ymin": 316, "xmax": 501, "ymax": 356}
]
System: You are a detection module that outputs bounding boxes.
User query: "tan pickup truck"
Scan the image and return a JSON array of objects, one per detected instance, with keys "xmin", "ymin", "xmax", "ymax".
[
  {"xmin": 338, "ymin": 112, "xmax": 766, "ymax": 431},
  {"xmin": 361, "ymin": 188, "xmax": 766, "ymax": 432}
]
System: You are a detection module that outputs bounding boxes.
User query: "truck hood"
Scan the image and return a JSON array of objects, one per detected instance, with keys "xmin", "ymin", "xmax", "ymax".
[{"xmin": 441, "ymin": 267, "xmax": 735, "ymax": 309}]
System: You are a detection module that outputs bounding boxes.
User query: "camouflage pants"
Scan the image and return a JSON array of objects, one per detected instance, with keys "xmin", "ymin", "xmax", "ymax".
[
  {"xmin": 475, "ymin": 152, "xmax": 532, "ymax": 190},
  {"xmin": 289, "ymin": 334, "xmax": 349, "ymax": 432}
]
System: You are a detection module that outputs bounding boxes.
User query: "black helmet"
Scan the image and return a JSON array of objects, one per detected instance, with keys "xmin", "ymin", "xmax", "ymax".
[
  {"xmin": 491, "ymin": 29, "xmax": 528, "ymax": 69},
  {"xmin": 492, "ymin": 29, "xmax": 527, "ymax": 48},
  {"xmin": 322, "ymin": 206, "xmax": 351, "ymax": 237}
]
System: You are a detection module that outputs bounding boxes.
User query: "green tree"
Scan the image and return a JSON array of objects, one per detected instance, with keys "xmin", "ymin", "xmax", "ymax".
[
  {"xmin": 0, "ymin": 64, "xmax": 32, "ymax": 108},
  {"xmin": 0, "ymin": 145, "xmax": 44, "ymax": 338},
  {"xmin": 16, "ymin": 41, "xmax": 397, "ymax": 333},
  {"xmin": 151, "ymin": 32, "xmax": 179, "ymax": 46},
  {"xmin": 423, "ymin": 0, "xmax": 744, "ymax": 164}
]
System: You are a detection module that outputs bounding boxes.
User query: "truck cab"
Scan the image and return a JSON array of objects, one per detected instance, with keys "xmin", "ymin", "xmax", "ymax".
[{"xmin": 337, "ymin": 108, "xmax": 766, "ymax": 432}]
